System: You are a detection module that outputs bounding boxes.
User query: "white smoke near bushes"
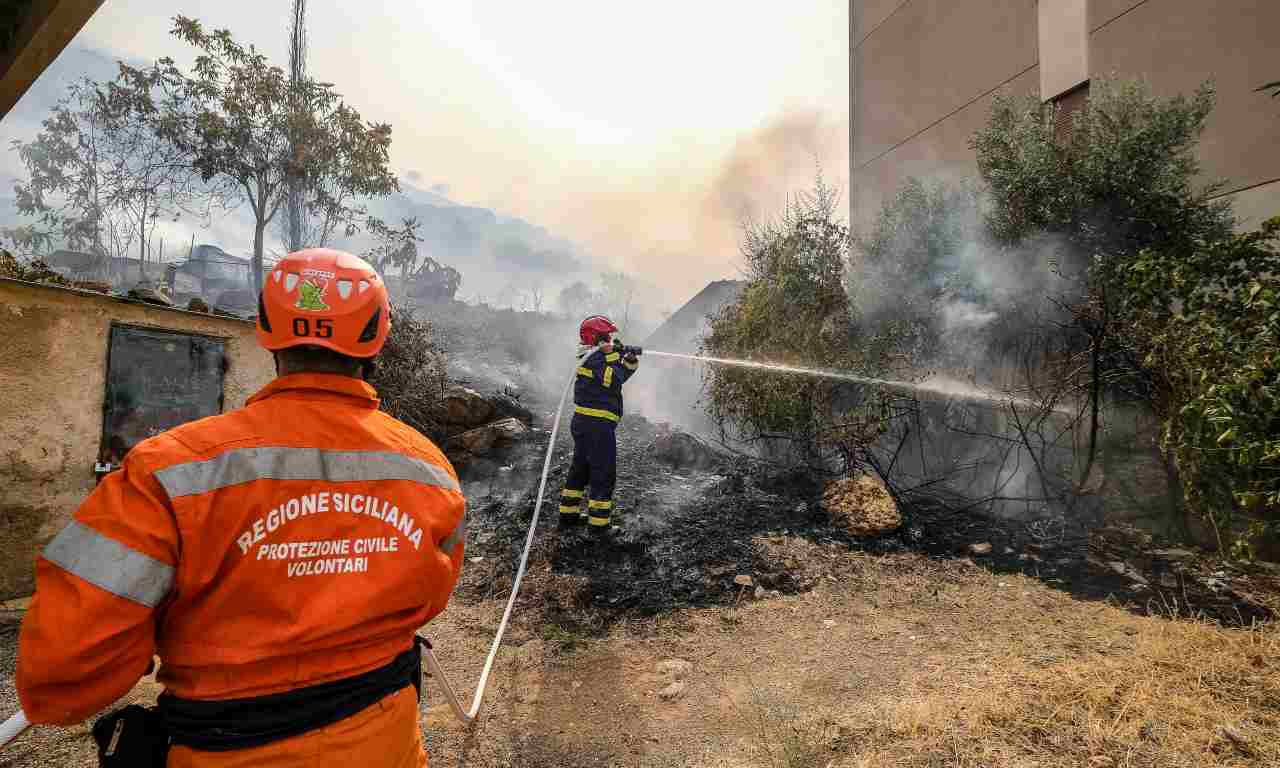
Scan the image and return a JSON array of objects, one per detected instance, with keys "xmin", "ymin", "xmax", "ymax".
[{"xmin": 847, "ymin": 177, "xmax": 1147, "ymax": 523}]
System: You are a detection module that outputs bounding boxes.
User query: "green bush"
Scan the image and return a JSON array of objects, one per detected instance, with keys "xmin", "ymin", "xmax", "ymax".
[
  {"xmin": 367, "ymin": 306, "xmax": 448, "ymax": 442},
  {"xmin": 1125, "ymin": 219, "xmax": 1280, "ymax": 555},
  {"xmin": 972, "ymin": 78, "xmax": 1232, "ymax": 255},
  {"xmin": 969, "ymin": 76, "xmax": 1277, "ymax": 554},
  {"xmin": 703, "ymin": 181, "xmax": 885, "ymax": 471}
]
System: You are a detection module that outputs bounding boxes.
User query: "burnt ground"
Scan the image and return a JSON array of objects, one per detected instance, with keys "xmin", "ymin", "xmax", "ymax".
[
  {"xmin": 453, "ymin": 399, "xmax": 1277, "ymax": 631},
  {"xmin": 432, "ymin": 305, "xmax": 1278, "ymax": 634}
]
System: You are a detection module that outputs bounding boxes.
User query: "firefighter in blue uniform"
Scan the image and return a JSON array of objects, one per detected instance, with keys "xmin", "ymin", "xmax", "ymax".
[{"xmin": 559, "ymin": 315, "xmax": 640, "ymax": 532}]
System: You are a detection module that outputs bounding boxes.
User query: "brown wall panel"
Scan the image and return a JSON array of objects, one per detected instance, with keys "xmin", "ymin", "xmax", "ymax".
[
  {"xmin": 1090, "ymin": 0, "xmax": 1145, "ymax": 31},
  {"xmin": 855, "ymin": 0, "xmax": 911, "ymax": 45},
  {"xmin": 854, "ymin": 0, "xmax": 1038, "ymax": 169},
  {"xmin": 1091, "ymin": 0, "xmax": 1280, "ymax": 194},
  {"xmin": 852, "ymin": 67, "xmax": 1039, "ymax": 231}
]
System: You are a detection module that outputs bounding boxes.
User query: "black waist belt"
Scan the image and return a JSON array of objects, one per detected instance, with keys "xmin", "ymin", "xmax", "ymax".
[{"xmin": 159, "ymin": 638, "xmax": 424, "ymax": 752}]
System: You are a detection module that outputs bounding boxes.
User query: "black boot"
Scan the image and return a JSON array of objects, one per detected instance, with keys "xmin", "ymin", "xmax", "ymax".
[{"xmin": 558, "ymin": 511, "xmax": 586, "ymax": 529}]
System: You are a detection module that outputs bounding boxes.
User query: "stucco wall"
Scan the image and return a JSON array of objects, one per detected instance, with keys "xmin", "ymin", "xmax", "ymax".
[
  {"xmin": 850, "ymin": 0, "xmax": 1280, "ymax": 231},
  {"xmin": 0, "ymin": 279, "xmax": 274, "ymax": 599}
]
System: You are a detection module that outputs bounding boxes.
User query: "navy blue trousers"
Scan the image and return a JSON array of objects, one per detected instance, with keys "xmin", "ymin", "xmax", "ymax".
[{"xmin": 559, "ymin": 414, "xmax": 617, "ymax": 526}]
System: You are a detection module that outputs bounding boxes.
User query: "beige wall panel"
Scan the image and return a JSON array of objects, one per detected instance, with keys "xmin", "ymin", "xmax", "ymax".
[
  {"xmin": 1091, "ymin": 0, "xmax": 1280, "ymax": 194},
  {"xmin": 853, "ymin": 67, "xmax": 1040, "ymax": 231},
  {"xmin": 0, "ymin": 280, "xmax": 274, "ymax": 599},
  {"xmin": 1039, "ymin": 0, "xmax": 1089, "ymax": 99},
  {"xmin": 854, "ymin": 0, "xmax": 1038, "ymax": 169},
  {"xmin": 1090, "ymin": 0, "xmax": 1145, "ymax": 31},
  {"xmin": 1225, "ymin": 182, "xmax": 1280, "ymax": 231}
]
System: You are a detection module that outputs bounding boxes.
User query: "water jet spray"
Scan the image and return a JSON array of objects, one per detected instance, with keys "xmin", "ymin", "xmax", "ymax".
[{"xmin": 644, "ymin": 350, "xmax": 1063, "ymax": 413}]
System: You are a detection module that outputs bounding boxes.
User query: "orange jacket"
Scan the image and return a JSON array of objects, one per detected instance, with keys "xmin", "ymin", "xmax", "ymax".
[{"xmin": 17, "ymin": 373, "xmax": 466, "ymax": 726}]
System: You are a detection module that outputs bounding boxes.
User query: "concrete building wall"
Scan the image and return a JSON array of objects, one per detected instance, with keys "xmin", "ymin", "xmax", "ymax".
[
  {"xmin": 851, "ymin": 0, "xmax": 1280, "ymax": 231},
  {"xmin": 0, "ymin": 279, "xmax": 274, "ymax": 599}
]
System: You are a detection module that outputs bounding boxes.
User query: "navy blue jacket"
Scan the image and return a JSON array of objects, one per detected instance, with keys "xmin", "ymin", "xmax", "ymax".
[{"xmin": 574, "ymin": 348, "xmax": 638, "ymax": 422}]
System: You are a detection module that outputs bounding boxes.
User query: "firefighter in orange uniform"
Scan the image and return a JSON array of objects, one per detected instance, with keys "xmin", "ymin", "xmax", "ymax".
[{"xmin": 16, "ymin": 249, "xmax": 465, "ymax": 766}]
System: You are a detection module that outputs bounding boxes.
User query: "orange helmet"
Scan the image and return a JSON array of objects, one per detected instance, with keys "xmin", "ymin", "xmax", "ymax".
[{"xmin": 256, "ymin": 248, "xmax": 391, "ymax": 358}]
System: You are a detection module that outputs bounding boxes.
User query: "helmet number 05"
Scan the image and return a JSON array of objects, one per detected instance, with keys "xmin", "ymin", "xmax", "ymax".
[{"xmin": 292, "ymin": 318, "xmax": 333, "ymax": 338}]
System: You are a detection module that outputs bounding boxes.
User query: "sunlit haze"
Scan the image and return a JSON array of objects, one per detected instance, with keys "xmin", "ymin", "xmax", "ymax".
[{"xmin": 13, "ymin": 0, "xmax": 849, "ymax": 306}]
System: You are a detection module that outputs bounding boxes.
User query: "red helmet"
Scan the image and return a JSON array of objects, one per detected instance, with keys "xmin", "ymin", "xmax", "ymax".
[
  {"xmin": 579, "ymin": 314, "xmax": 618, "ymax": 346},
  {"xmin": 256, "ymin": 248, "xmax": 391, "ymax": 358}
]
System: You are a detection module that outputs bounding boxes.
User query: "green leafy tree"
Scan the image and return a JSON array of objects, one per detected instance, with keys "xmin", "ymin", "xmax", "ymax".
[
  {"xmin": 703, "ymin": 178, "xmax": 881, "ymax": 471},
  {"xmin": 970, "ymin": 77, "xmax": 1280, "ymax": 552},
  {"xmin": 8, "ymin": 78, "xmax": 111, "ymax": 264},
  {"xmin": 155, "ymin": 16, "xmax": 398, "ymax": 293},
  {"xmin": 972, "ymin": 78, "xmax": 1235, "ymax": 481},
  {"xmin": 9, "ymin": 65, "xmax": 219, "ymax": 280},
  {"xmin": 973, "ymin": 78, "xmax": 1232, "ymax": 255}
]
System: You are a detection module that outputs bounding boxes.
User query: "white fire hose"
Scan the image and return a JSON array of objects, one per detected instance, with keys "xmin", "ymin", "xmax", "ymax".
[
  {"xmin": 0, "ymin": 710, "xmax": 29, "ymax": 749},
  {"xmin": 419, "ymin": 370, "xmax": 575, "ymax": 724},
  {"xmin": 0, "ymin": 366, "xmax": 576, "ymax": 748}
]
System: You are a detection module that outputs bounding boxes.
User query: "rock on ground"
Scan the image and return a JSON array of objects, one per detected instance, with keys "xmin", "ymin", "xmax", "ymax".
[
  {"xmin": 649, "ymin": 429, "xmax": 723, "ymax": 472},
  {"xmin": 489, "ymin": 392, "xmax": 534, "ymax": 425},
  {"xmin": 822, "ymin": 475, "xmax": 901, "ymax": 538},
  {"xmin": 442, "ymin": 386, "xmax": 496, "ymax": 428},
  {"xmin": 448, "ymin": 417, "xmax": 529, "ymax": 461}
]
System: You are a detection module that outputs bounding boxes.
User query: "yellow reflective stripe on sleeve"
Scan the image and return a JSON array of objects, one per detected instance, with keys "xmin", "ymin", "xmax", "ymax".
[
  {"xmin": 605, "ymin": 352, "xmax": 620, "ymax": 362},
  {"xmin": 588, "ymin": 499, "xmax": 613, "ymax": 510},
  {"xmin": 603, "ymin": 365, "xmax": 614, "ymax": 387},
  {"xmin": 588, "ymin": 516, "xmax": 612, "ymax": 527},
  {"xmin": 577, "ymin": 367, "xmax": 594, "ymax": 379},
  {"xmin": 622, "ymin": 359, "xmax": 638, "ymax": 371},
  {"xmin": 574, "ymin": 406, "xmax": 620, "ymax": 422},
  {"xmin": 561, "ymin": 489, "xmax": 584, "ymax": 499}
]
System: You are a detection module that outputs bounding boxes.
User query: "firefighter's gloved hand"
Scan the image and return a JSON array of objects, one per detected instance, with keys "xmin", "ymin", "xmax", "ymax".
[{"xmin": 624, "ymin": 352, "xmax": 638, "ymax": 364}]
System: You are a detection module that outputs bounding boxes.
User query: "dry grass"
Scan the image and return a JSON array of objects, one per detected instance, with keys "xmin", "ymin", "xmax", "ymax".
[{"xmin": 800, "ymin": 597, "xmax": 1280, "ymax": 767}]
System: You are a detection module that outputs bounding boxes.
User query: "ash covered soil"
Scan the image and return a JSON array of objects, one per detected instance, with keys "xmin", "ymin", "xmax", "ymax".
[
  {"xmin": 454, "ymin": 384, "xmax": 1278, "ymax": 630},
  {"xmin": 437, "ymin": 301, "xmax": 1278, "ymax": 631}
]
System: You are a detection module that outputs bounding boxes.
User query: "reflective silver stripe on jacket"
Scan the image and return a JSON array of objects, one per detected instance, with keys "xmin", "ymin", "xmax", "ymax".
[
  {"xmin": 43, "ymin": 521, "xmax": 174, "ymax": 608},
  {"xmin": 154, "ymin": 447, "xmax": 461, "ymax": 498},
  {"xmin": 441, "ymin": 510, "xmax": 466, "ymax": 555}
]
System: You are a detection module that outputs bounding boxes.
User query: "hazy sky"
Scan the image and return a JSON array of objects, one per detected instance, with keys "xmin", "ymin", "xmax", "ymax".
[{"xmin": 13, "ymin": 0, "xmax": 848, "ymax": 304}]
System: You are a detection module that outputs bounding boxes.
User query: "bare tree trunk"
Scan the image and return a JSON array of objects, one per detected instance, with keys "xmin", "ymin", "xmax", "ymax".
[
  {"xmin": 285, "ymin": 0, "xmax": 308, "ymax": 251},
  {"xmin": 138, "ymin": 196, "xmax": 149, "ymax": 279},
  {"xmin": 253, "ymin": 217, "xmax": 267, "ymax": 296}
]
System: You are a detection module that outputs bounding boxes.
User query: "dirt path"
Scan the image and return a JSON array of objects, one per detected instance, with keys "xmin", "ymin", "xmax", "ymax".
[{"xmin": 3, "ymin": 547, "xmax": 1277, "ymax": 768}]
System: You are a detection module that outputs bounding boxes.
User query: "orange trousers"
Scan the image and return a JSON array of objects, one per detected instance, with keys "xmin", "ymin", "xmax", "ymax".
[{"xmin": 167, "ymin": 686, "xmax": 428, "ymax": 768}]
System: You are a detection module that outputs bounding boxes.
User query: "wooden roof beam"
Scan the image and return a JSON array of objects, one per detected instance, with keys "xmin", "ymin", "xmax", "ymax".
[{"xmin": 0, "ymin": 0, "xmax": 105, "ymax": 120}]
